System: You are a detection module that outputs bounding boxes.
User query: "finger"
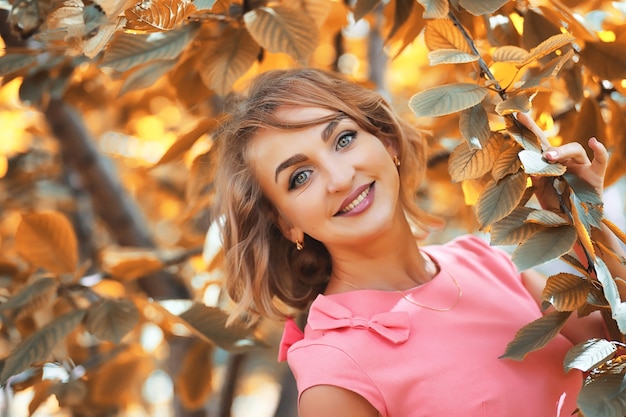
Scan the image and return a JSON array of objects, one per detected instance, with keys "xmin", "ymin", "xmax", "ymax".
[
  {"xmin": 515, "ymin": 112, "xmax": 551, "ymax": 149},
  {"xmin": 543, "ymin": 142, "xmax": 591, "ymax": 166},
  {"xmin": 588, "ymin": 137, "xmax": 609, "ymax": 173}
]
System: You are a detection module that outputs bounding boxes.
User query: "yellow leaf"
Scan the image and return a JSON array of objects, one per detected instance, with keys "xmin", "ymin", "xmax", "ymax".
[
  {"xmin": 492, "ymin": 45, "xmax": 529, "ymax": 63},
  {"xmin": 542, "ymin": 273, "xmax": 589, "ymax": 311},
  {"xmin": 521, "ymin": 33, "xmax": 575, "ymax": 67},
  {"xmin": 89, "ymin": 346, "xmax": 153, "ymax": 407},
  {"xmin": 417, "ymin": 0, "xmax": 448, "ymax": 19},
  {"xmin": 15, "ymin": 211, "xmax": 78, "ymax": 275},
  {"xmin": 244, "ymin": 6, "xmax": 318, "ymax": 63},
  {"xmin": 100, "ymin": 246, "xmax": 164, "ymax": 281},
  {"xmin": 176, "ymin": 339, "xmax": 214, "ymax": 409},
  {"xmin": 125, "ymin": 0, "xmax": 195, "ymax": 32},
  {"xmin": 423, "ymin": 19, "xmax": 472, "ymax": 53},
  {"xmin": 197, "ymin": 26, "xmax": 260, "ymax": 95}
]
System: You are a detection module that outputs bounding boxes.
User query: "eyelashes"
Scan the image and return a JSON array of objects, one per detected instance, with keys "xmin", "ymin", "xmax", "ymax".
[{"xmin": 287, "ymin": 130, "xmax": 358, "ymax": 190}]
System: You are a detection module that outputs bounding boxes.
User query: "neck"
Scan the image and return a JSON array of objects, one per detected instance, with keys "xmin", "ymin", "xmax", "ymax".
[{"xmin": 325, "ymin": 217, "xmax": 435, "ymax": 294}]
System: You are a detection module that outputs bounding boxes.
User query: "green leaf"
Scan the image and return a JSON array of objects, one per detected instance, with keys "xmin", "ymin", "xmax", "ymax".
[
  {"xmin": 192, "ymin": 0, "xmax": 216, "ymax": 11},
  {"xmin": 459, "ymin": 104, "xmax": 490, "ymax": 149},
  {"xmin": 520, "ymin": 33, "xmax": 575, "ymax": 67},
  {"xmin": 178, "ymin": 303, "xmax": 262, "ymax": 351},
  {"xmin": 0, "ymin": 310, "xmax": 85, "ymax": 385},
  {"xmin": 525, "ymin": 209, "xmax": 569, "ymax": 227},
  {"xmin": 84, "ymin": 299, "xmax": 139, "ymax": 344},
  {"xmin": 475, "ymin": 171, "xmax": 527, "ymax": 228},
  {"xmin": 542, "ymin": 273, "xmax": 589, "ymax": 311},
  {"xmin": 0, "ymin": 278, "xmax": 58, "ymax": 321},
  {"xmin": 353, "ymin": 0, "xmax": 380, "ymax": 21},
  {"xmin": 428, "ymin": 49, "xmax": 478, "ymax": 65},
  {"xmin": 409, "ymin": 83, "xmax": 489, "ymax": 118},
  {"xmin": 492, "ymin": 45, "xmax": 529, "ymax": 64},
  {"xmin": 416, "ymin": 0, "xmax": 448, "ymax": 19},
  {"xmin": 0, "ymin": 53, "xmax": 37, "ymax": 77},
  {"xmin": 511, "ymin": 225, "xmax": 577, "ymax": 270},
  {"xmin": 118, "ymin": 59, "xmax": 177, "ymax": 96},
  {"xmin": 244, "ymin": 6, "xmax": 318, "ymax": 63},
  {"xmin": 448, "ymin": 139, "xmax": 498, "ymax": 183},
  {"xmin": 490, "ymin": 207, "xmax": 543, "ymax": 246},
  {"xmin": 500, "ymin": 311, "xmax": 570, "ymax": 360},
  {"xmin": 518, "ymin": 150, "xmax": 567, "ymax": 176},
  {"xmin": 564, "ymin": 339, "xmax": 616, "ymax": 373},
  {"xmin": 100, "ymin": 22, "xmax": 200, "ymax": 72},
  {"xmin": 458, "ymin": 0, "xmax": 510, "ymax": 16},
  {"xmin": 578, "ymin": 373, "xmax": 626, "ymax": 417},
  {"xmin": 198, "ymin": 27, "xmax": 260, "ymax": 96}
]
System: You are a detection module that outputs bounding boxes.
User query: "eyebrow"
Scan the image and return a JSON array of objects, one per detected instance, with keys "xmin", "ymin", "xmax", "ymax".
[{"xmin": 274, "ymin": 117, "xmax": 346, "ymax": 183}]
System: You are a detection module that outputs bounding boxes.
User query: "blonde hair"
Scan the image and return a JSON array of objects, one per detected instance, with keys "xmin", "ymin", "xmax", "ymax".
[{"xmin": 214, "ymin": 68, "xmax": 442, "ymax": 324}]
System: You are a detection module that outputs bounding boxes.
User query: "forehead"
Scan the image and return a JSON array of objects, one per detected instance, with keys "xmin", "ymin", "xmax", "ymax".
[
  {"xmin": 272, "ymin": 106, "xmax": 336, "ymax": 123},
  {"xmin": 246, "ymin": 106, "xmax": 336, "ymax": 159}
]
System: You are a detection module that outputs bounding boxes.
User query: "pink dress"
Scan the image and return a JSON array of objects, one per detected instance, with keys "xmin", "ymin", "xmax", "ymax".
[{"xmin": 279, "ymin": 235, "xmax": 581, "ymax": 417}]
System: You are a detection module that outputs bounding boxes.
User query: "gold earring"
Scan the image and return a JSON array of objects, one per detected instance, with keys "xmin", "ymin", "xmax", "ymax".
[
  {"xmin": 393, "ymin": 155, "xmax": 401, "ymax": 167},
  {"xmin": 295, "ymin": 240, "xmax": 303, "ymax": 251}
]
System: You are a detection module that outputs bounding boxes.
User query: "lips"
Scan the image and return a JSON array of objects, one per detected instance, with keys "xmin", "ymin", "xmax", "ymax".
[{"xmin": 336, "ymin": 182, "xmax": 374, "ymax": 215}]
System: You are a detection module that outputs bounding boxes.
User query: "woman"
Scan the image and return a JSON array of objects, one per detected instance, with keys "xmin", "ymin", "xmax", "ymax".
[{"xmin": 214, "ymin": 68, "xmax": 621, "ymax": 417}]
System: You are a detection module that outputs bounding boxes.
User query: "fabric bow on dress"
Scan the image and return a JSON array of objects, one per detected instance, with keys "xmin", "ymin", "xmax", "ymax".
[{"xmin": 278, "ymin": 296, "xmax": 410, "ymax": 361}]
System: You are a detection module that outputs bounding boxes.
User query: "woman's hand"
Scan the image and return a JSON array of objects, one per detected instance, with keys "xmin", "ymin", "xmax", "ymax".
[
  {"xmin": 517, "ymin": 113, "xmax": 609, "ymax": 208},
  {"xmin": 515, "ymin": 111, "xmax": 609, "ymax": 199}
]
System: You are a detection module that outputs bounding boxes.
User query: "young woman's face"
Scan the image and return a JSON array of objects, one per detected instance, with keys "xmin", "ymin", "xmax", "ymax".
[{"xmin": 246, "ymin": 106, "xmax": 402, "ymax": 248}]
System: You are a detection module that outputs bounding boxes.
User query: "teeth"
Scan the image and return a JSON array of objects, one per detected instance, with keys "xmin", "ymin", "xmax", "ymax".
[{"xmin": 340, "ymin": 186, "xmax": 371, "ymax": 213}]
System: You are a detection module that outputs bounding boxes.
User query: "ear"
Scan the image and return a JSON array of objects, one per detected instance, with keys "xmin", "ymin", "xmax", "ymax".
[
  {"xmin": 383, "ymin": 138, "xmax": 400, "ymax": 159},
  {"xmin": 275, "ymin": 213, "xmax": 303, "ymax": 244}
]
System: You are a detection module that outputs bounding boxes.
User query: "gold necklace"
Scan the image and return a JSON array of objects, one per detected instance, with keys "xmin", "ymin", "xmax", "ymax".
[{"xmin": 332, "ymin": 263, "xmax": 463, "ymax": 312}]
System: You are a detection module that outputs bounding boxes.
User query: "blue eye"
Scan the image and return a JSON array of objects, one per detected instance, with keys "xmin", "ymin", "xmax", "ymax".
[
  {"xmin": 336, "ymin": 131, "xmax": 356, "ymax": 150},
  {"xmin": 289, "ymin": 170, "xmax": 311, "ymax": 189}
]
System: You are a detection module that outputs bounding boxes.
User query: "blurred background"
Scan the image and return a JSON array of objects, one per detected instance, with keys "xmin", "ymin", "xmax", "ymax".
[{"xmin": 1, "ymin": 0, "xmax": 626, "ymax": 416}]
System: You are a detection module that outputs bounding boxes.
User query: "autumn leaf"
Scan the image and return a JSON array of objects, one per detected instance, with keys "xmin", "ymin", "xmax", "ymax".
[
  {"xmin": 100, "ymin": 22, "xmax": 200, "ymax": 72},
  {"xmin": 84, "ymin": 299, "xmax": 140, "ymax": 343},
  {"xmin": 0, "ymin": 310, "xmax": 85, "ymax": 385},
  {"xmin": 15, "ymin": 212, "xmax": 78, "ymax": 275},
  {"xmin": 542, "ymin": 273, "xmax": 589, "ymax": 311},
  {"xmin": 409, "ymin": 83, "xmax": 489, "ymax": 118},
  {"xmin": 244, "ymin": 6, "xmax": 318, "ymax": 63},
  {"xmin": 176, "ymin": 339, "xmax": 214, "ymax": 409},
  {"xmin": 564, "ymin": 339, "xmax": 616, "ymax": 373},
  {"xmin": 500, "ymin": 311, "xmax": 570, "ymax": 360}
]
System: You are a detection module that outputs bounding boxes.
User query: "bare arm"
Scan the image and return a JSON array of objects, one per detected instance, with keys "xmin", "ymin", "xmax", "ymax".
[
  {"xmin": 299, "ymin": 385, "xmax": 379, "ymax": 417},
  {"xmin": 516, "ymin": 112, "xmax": 626, "ymax": 343}
]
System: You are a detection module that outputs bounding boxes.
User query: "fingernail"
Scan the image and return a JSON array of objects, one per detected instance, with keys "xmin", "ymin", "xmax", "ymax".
[
  {"xmin": 545, "ymin": 151, "xmax": 558, "ymax": 159},
  {"xmin": 590, "ymin": 137, "xmax": 598, "ymax": 145}
]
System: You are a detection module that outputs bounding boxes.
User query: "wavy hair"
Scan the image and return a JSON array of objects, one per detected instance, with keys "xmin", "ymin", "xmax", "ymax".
[{"xmin": 214, "ymin": 68, "xmax": 443, "ymax": 324}]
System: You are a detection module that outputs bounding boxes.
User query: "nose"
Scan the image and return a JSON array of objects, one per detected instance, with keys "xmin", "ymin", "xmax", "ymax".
[{"xmin": 324, "ymin": 158, "xmax": 354, "ymax": 193}]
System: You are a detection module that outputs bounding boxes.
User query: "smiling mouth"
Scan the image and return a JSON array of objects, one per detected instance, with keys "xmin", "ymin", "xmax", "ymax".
[{"xmin": 338, "ymin": 183, "xmax": 373, "ymax": 214}]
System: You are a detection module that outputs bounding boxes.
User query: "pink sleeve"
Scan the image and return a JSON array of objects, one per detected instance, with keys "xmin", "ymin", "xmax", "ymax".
[{"xmin": 287, "ymin": 343, "xmax": 387, "ymax": 416}]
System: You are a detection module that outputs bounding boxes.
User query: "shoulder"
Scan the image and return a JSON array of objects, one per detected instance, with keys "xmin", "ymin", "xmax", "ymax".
[
  {"xmin": 434, "ymin": 234, "xmax": 517, "ymax": 272},
  {"xmin": 300, "ymin": 385, "xmax": 379, "ymax": 417}
]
